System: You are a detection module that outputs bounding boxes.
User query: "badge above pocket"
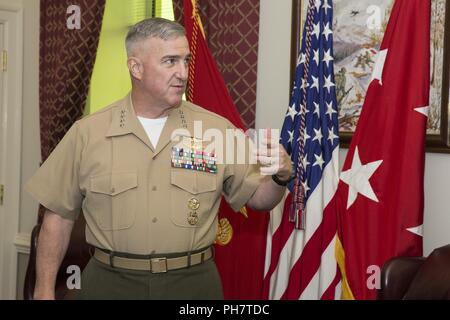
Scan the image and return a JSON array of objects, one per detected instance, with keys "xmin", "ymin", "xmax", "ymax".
[{"xmin": 171, "ymin": 136, "xmax": 217, "ymax": 174}]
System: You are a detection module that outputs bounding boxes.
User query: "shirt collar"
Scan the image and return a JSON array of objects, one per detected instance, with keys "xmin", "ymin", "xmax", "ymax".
[{"xmin": 106, "ymin": 93, "xmax": 187, "ymax": 156}]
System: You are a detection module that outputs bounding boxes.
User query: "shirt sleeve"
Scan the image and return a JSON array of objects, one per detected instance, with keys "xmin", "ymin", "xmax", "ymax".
[
  {"xmin": 222, "ymin": 128, "xmax": 264, "ymax": 212},
  {"xmin": 25, "ymin": 121, "xmax": 83, "ymax": 221}
]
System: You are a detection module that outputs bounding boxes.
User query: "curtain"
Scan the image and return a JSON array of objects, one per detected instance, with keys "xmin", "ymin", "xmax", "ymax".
[
  {"xmin": 38, "ymin": 0, "xmax": 105, "ymax": 221},
  {"xmin": 173, "ymin": 0, "xmax": 260, "ymax": 128}
]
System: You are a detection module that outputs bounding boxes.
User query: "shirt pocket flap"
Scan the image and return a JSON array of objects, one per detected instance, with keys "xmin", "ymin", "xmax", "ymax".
[
  {"xmin": 91, "ymin": 172, "xmax": 138, "ymax": 196},
  {"xmin": 171, "ymin": 170, "xmax": 216, "ymax": 194}
]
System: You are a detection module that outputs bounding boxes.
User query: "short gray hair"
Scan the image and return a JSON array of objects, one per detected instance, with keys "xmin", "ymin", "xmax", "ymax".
[{"xmin": 125, "ymin": 18, "xmax": 186, "ymax": 56}]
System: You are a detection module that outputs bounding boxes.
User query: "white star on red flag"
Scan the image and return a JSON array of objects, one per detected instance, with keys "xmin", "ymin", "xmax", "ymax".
[{"xmin": 340, "ymin": 147, "xmax": 383, "ymax": 209}]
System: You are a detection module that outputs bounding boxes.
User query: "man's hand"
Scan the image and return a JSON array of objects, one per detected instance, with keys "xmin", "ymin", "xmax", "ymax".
[
  {"xmin": 246, "ymin": 129, "xmax": 293, "ymax": 212},
  {"xmin": 33, "ymin": 290, "xmax": 56, "ymax": 300},
  {"xmin": 253, "ymin": 129, "xmax": 292, "ymax": 180}
]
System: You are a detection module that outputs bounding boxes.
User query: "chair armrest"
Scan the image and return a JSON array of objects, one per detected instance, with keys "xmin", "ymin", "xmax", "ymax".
[
  {"xmin": 378, "ymin": 256, "xmax": 425, "ymax": 300},
  {"xmin": 403, "ymin": 245, "xmax": 450, "ymax": 300}
]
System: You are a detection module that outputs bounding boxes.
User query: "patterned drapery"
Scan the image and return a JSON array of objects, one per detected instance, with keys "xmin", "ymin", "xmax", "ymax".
[
  {"xmin": 38, "ymin": 0, "xmax": 105, "ymax": 220},
  {"xmin": 40, "ymin": 0, "xmax": 105, "ymax": 161},
  {"xmin": 173, "ymin": 0, "xmax": 260, "ymax": 128}
]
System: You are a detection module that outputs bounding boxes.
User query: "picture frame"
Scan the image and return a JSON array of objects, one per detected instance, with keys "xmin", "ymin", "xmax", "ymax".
[{"xmin": 290, "ymin": 0, "xmax": 450, "ymax": 152}]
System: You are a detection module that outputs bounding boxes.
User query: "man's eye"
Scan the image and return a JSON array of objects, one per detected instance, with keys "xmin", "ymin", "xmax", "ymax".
[{"xmin": 165, "ymin": 58, "xmax": 176, "ymax": 65}]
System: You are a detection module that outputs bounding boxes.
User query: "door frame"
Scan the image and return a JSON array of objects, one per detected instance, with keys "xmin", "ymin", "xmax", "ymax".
[{"xmin": 0, "ymin": 2, "xmax": 23, "ymax": 300}]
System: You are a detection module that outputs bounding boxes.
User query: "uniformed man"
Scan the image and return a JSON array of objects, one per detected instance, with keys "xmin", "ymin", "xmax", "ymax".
[{"xmin": 26, "ymin": 18, "xmax": 293, "ymax": 300}]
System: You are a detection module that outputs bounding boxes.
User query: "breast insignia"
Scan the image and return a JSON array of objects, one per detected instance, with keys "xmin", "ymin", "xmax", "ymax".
[{"xmin": 187, "ymin": 198, "xmax": 200, "ymax": 225}]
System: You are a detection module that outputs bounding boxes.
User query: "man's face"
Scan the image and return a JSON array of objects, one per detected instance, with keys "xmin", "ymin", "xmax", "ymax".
[{"xmin": 132, "ymin": 36, "xmax": 191, "ymax": 108}]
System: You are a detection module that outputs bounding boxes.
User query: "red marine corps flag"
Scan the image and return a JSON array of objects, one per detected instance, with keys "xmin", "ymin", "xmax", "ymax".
[
  {"xmin": 335, "ymin": 0, "xmax": 430, "ymax": 299},
  {"xmin": 182, "ymin": 0, "xmax": 269, "ymax": 299}
]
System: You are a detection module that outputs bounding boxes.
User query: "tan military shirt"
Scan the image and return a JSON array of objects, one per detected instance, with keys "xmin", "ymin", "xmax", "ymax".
[{"xmin": 26, "ymin": 94, "xmax": 264, "ymax": 254}]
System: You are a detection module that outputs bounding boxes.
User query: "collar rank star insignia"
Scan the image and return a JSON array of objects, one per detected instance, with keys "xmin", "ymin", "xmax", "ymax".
[{"xmin": 171, "ymin": 137, "xmax": 217, "ymax": 174}]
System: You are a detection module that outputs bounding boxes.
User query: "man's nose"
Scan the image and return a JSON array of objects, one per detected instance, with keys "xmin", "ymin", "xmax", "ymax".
[{"xmin": 176, "ymin": 61, "xmax": 189, "ymax": 80}]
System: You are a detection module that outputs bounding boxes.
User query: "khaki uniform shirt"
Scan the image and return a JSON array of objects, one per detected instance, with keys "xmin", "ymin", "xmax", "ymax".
[{"xmin": 26, "ymin": 94, "xmax": 263, "ymax": 254}]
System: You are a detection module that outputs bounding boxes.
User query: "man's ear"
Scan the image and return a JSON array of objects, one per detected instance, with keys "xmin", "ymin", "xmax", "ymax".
[{"xmin": 127, "ymin": 57, "xmax": 142, "ymax": 80}]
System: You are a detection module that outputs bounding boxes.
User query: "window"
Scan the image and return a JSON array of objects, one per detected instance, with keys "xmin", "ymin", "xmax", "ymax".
[{"xmin": 86, "ymin": 0, "xmax": 174, "ymax": 114}]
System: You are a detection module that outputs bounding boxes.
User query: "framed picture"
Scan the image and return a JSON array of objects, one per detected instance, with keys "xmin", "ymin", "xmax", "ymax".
[{"xmin": 291, "ymin": 0, "xmax": 450, "ymax": 152}]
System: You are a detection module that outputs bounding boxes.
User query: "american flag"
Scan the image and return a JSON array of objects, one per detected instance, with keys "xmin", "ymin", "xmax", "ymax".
[{"xmin": 263, "ymin": 0, "xmax": 341, "ymax": 299}]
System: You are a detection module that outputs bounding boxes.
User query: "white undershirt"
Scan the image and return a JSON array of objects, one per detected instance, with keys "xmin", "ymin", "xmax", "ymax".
[{"xmin": 137, "ymin": 116, "xmax": 168, "ymax": 148}]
